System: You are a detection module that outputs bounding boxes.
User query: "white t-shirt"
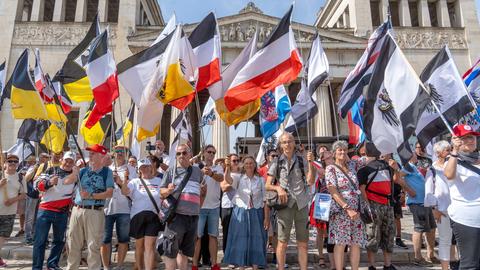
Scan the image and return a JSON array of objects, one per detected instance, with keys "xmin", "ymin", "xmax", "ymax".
[
  {"xmin": 221, "ymin": 172, "xmax": 240, "ymax": 209},
  {"xmin": 157, "ymin": 153, "xmax": 171, "ymax": 174},
  {"xmin": 447, "ymin": 163, "xmax": 480, "ymax": 228},
  {"xmin": 127, "ymin": 177, "xmax": 162, "ymax": 218},
  {"xmin": 201, "ymin": 164, "xmax": 224, "ymax": 209},
  {"xmin": 0, "ymin": 173, "xmax": 25, "ymax": 215},
  {"xmin": 231, "ymin": 173, "xmax": 265, "ymax": 209},
  {"xmin": 105, "ymin": 163, "xmax": 138, "ymax": 215}
]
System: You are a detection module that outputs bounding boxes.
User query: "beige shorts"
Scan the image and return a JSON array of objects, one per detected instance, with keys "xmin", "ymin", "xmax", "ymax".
[
  {"xmin": 276, "ymin": 203, "xmax": 309, "ymax": 243},
  {"xmin": 16, "ymin": 198, "xmax": 26, "ymax": 215}
]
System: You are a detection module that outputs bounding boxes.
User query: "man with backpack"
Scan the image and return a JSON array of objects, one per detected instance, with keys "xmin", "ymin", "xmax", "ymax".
[
  {"xmin": 66, "ymin": 144, "xmax": 114, "ymax": 270},
  {"xmin": 265, "ymin": 132, "xmax": 315, "ymax": 270},
  {"xmin": 357, "ymin": 153, "xmax": 403, "ymax": 270}
]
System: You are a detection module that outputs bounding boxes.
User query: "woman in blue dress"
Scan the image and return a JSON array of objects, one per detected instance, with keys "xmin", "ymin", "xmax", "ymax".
[{"xmin": 222, "ymin": 156, "xmax": 269, "ymax": 269}]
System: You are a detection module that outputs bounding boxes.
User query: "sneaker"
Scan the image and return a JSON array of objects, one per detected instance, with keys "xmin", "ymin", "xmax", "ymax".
[
  {"xmin": 412, "ymin": 258, "xmax": 433, "ymax": 267},
  {"xmin": 211, "ymin": 264, "xmax": 221, "ymax": 270},
  {"xmin": 450, "ymin": 260, "xmax": 460, "ymax": 270},
  {"xmin": 427, "ymin": 256, "xmax": 441, "ymax": 264},
  {"xmin": 395, "ymin": 238, "xmax": 408, "ymax": 249},
  {"xmin": 383, "ymin": 265, "xmax": 397, "ymax": 270},
  {"xmin": 368, "ymin": 266, "xmax": 377, "ymax": 270},
  {"xmin": 47, "ymin": 266, "xmax": 63, "ymax": 270},
  {"xmin": 25, "ymin": 238, "xmax": 34, "ymax": 246},
  {"xmin": 192, "ymin": 266, "xmax": 199, "ymax": 270},
  {"xmin": 13, "ymin": 230, "xmax": 25, "ymax": 237},
  {"xmin": 0, "ymin": 258, "xmax": 7, "ymax": 267}
]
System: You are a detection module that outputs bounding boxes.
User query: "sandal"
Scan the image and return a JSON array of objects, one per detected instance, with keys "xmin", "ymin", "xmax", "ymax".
[{"xmin": 318, "ymin": 258, "xmax": 328, "ymax": 269}]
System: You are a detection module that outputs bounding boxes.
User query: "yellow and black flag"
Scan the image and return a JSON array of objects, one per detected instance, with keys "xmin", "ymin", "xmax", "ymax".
[
  {"xmin": 17, "ymin": 119, "xmax": 67, "ymax": 153},
  {"xmin": 115, "ymin": 102, "xmax": 135, "ymax": 146},
  {"xmin": 53, "ymin": 15, "xmax": 99, "ymax": 103},
  {"xmin": 80, "ymin": 101, "xmax": 115, "ymax": 146},
  {"xmin": 10, "ymin": 49, "xmax": 48, "ymax": 119}
]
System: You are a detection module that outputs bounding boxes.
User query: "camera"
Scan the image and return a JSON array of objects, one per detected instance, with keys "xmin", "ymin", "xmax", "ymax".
[{"xmin": 146, "ymin": 141, "xmax": 156, "ymax": 151}]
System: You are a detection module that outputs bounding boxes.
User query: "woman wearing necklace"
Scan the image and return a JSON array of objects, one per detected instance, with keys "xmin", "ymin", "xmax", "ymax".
[
  {"xmin": 325, "ymin": 141, "xmax": 366, "ymax": 270},
  {"xmin": 221, "ymin": 156, "xmax": 269, "ymax": 270}
]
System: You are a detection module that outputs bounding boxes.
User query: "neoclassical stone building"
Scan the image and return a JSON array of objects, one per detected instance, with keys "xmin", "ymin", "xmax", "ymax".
[{"xmin": 1, "ymin": 0, "xmax": 479, "ymax": 157}]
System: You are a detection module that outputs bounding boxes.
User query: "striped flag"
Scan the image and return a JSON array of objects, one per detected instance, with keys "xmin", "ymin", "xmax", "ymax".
[
  {"xmin": 224, "ymin": 5, "xmax": 302, "ymax": 112},
  {"xmin": 34, "ymin": 49, "xmax": 55, "ymax": 102},
  {"xmin": 260, "ymin": 85, "xmax": 291, "ymax": 139},
  {"xmin": 363, "ymin": 34, "xmax": 430, "ymax": 163},
  {"xmin": 10, "ymin": 49, "xmax": 48, "ymax": 120},
  {"xmin": 338, "ymin": 21, "xmax": 391, "ymax": 118},
  {"xmin": 170, "ymin": 13, "xmax": 221, "ymax": 109},
  {"xmin": 347, "ymin": 98, "xmax": 365, "ymax": 145},
  {"xmin": 115, "ymin": 102, "xmax": 135, "ymax": 146},
  {"xmin": 84, "ymin": 29, "xmax": 119, "ymax": 128},
  {"xmin": 0, "ymin": 61, "xmax": 6, "ymax": 110},
  {"xmin": 168, "ymin": 110, "xmax": 193, "ymax": 163}
]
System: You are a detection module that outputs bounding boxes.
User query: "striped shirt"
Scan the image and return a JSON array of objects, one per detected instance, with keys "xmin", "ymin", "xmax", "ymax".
[{"xmin": 161, "ymin": 166, "xmax": 203, "ymax": 216}]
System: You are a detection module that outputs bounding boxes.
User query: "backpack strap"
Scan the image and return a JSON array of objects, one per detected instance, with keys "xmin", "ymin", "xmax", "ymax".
[{"xmin": 457, "ymin": 160, "xmax": 480, "ymax": 176}]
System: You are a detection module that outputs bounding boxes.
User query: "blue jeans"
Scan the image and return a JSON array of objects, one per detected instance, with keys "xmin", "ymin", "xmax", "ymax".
[
  {"xmin": 32, "ymin": 209, "xmax": 68, "ymax": 270},
  {"xmin": 103, "ymin": 213, "xmax": 130, "ymax": 244}
]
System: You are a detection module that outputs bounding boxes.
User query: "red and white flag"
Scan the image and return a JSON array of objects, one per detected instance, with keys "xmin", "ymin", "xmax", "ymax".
[
  {"xmin": 170, "ymin": 12, "xmax": 221, "ymax": 110},
  {"xmin": 223, "ymin": 5, "xmax": 302, "ymax": 111},
  {"xmin": 84, "ymin": 29, "xmax": 119, "ymax": 128},
  {"xmin": 34, "ymin": 48, "xmax": 55, "ymax": 102}
]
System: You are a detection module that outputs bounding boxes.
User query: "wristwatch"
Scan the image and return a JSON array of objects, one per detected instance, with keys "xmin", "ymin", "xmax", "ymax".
[
  {"xmin": 89, "ymin": 192, "xmax": 94, "ymax": 199},
  {"xmin": 342, "ymin": 204, "xmax": 350, "ymax": 210}
]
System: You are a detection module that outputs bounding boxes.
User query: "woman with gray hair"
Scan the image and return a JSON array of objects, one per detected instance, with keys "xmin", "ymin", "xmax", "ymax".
[
  {"xmin": 424, "ymin": 140, "xmax": 457, "ymax": 270},
  {"xmin": 325, "ymin": 140, "xmax": 366, "ymax": 270}
]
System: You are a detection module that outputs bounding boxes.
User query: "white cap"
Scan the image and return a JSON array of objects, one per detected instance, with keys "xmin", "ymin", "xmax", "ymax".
[
  {"xmin": 62, "ymin": 151, "xmax": 76, "ymax": 161},
  {"xmin": 137, "ymin": 158, "xmax": 152, "ymax": 168}
]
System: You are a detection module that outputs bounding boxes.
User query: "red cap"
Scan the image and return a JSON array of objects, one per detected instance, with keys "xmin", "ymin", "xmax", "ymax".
[
  {"xmin": 86, "ymin": 144, "xmax": 108, "ymax": 155},
  {"xmin": 453, "ymin": 124, "xmax": 480, "ymax": 137}
]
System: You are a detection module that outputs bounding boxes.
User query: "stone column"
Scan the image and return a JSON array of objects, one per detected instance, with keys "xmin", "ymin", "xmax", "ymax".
[
  {"xmin": 459, "ymin": 0, "xmax": 480, "ymax": 63},
  {"xmin": 418, "ymin": 0, "xmax": 431, "ymax": 27},
  {"xmin": 342, "ymin": 12, "xmax": 349, "ymax": 28},
  {"xmin": 436, "ymin": 0, "xmax": 451, "ymax": 27},
  {"xmin": 349, "ymin": 0, "xmax": 373, "ymax": 37},
  {"xmin": 98, "ymin": 0, "xmax": 109, "ymax": 22},
  {"xmin": 212, "ymin": 112, "xmax": 229, "ymax": 158},
  {"xmin": 379, "ymin": 0, "xmax": 389, "ymax": 23},
  {"xmin": 399, "ymin": 0, "xmax": 412, "ymax": 27},
  {"xmin": 314, "ymin": 85, "xmax": 333, "ymax": 137},
  {"xmin": 75, "ymin": 0, "xmax": 87, "ymax": 22},
  {"xmin": 22, "ymin": 6, "xmax": 30, "ymax": 21},
  {"xmin": 52, "ymin": 0, "xmax": 66, "ymax": 22},
  {"xmin": 30, "ymin": 0, "xmax": 45, "ymax": 21}
]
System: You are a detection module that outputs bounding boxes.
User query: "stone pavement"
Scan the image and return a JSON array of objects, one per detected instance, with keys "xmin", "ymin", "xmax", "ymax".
[{"xmin": 0, "ymin": 208, "xmax": 445, "ymax": 269}]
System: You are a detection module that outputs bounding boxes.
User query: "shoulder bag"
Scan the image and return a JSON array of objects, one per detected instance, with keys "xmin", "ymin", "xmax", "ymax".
[{"xmin": 332, "ymin": 164, "xmax": 376, "ymax": 224}]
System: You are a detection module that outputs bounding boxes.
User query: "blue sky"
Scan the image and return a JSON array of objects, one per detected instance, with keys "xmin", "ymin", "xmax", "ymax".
[{"xmin": 158, "ymin": 0, "xmax": 480, "ymax": 25}]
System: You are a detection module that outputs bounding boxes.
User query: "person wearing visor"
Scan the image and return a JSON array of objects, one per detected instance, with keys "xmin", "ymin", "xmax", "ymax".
[{"xmin": 444, "ymin": 124, "xmax": 480, "ymax": 270}]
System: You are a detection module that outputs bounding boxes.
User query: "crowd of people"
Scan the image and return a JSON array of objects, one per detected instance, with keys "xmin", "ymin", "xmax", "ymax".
[{"xmin": 0, "ymin": 126, "xmax": 479, "ymax": 270}]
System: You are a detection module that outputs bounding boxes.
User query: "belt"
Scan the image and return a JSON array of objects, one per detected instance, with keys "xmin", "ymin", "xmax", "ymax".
[{"xmin": 75, "ymin": 204, "xmax": 104, "ymax": 210}]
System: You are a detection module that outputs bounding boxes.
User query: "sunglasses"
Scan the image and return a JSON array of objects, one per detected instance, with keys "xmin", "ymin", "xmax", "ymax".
[
  {"xmin": 270, "ymin": 154, "xmax": 278, "ymax": 158},
  {"xmin": 7, "ymin": 160, "xmax": 19, "ymax": 164},
  {"xmin": 231, "ymin": 159, "xmax": 240, "ymax": 163},
  {"xmin": 176, "ymin": 151, "xmax": 188, "ymax": 156},
  {"xmin": 206, "ymin": 151, "xmax": 216, "ymax": 155}
]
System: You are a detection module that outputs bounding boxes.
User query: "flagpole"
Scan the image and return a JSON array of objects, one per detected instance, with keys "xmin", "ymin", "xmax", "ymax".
[
  {"xmin": 241, "ymin": 121, "xmax": 249, "ymax": 156},
  {"xmin": 327, "ymin": 80, "xmax": 340, "ymax": 141}
]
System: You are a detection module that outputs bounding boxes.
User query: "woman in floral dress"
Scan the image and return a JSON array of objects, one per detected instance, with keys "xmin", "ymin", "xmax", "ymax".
[{"xmin": 325, "ymin": 141, "xmax": 366, "ymax": 270}]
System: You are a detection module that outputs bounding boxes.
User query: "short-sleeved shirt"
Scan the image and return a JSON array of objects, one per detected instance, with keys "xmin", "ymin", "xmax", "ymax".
[
  {"xmin": 402, "ymin": 164, "xmax": 426, "ymax": 205},
  {"xmin": 268, "ymin": 154, "xmax": 309, "ymax": 210},
  {"xmin": 161, "ymin": 166, "xmax": 203, "ymax": 216},
  {"xmin": 230, "ymin": 173, "xmax": 265, "ymax": 209},
  {"xmin": 448, "ymin": 162, "xmax": 480, "ymax": 228},
  {"xmin": 104, "ymin": 163, "xmax": 137, "ymax": 215},
  {"xmin": 127, "ymin": 177, "xmax": 162, "ymax": 218},
  {"xmin": 0, "ymin": 173, "xmax": 25, "ymax": 215},
  {"xmin": 357, "ymin": 159, "xmax": 392, "ymax": 205},
  {"xmin": 199, "ymin": 164, "xmax": 224, "ymax": 209},
  {"xmin": 74, "ymin": 166, "xmax": 114, "ymax": 206}
]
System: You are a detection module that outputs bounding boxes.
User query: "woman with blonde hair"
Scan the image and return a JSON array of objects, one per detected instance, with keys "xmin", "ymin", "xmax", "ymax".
[
  {"xmin": 222, "ymin": 156, "xmax": 269, "ymax": 269},
  {"xmin": 325, "ymin": 140, "xmax": 366, "ymax": 270}
]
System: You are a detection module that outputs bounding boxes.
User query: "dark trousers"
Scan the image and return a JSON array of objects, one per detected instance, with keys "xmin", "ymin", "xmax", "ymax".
[
  {"xmin": 451, "ymin": 220, "xmax": 480, "ymax": 270},
  {"xmin": 221, "ymin": 207, "xmax": 233, "ymax": 252},
  {"xmin": 200, "ymin": 224, "xmax": 211, "ymax": 265},
  {"xmin": 32, "ymin": 209, "xmax": 68, "ymax": 270}
]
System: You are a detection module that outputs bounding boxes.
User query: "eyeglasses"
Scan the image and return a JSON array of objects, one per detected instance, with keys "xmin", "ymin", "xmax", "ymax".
[
  {"xmin": 206, "ymin": 151, "xmax": 216, "ymax": 155},
  {"xmin": 7, "ymin": 160, "xmax": 19, "ymax": 164},
  {"xmin": 270, "ymin": 155, "xmax": 278, "ymax": 158},
  {"xmin": 231, "ymin": 159, "xmax": 240, "ymax": 163},
  {"xmin": 281, "ymin": 140, "xmax": 294, "ymax": 145},
  {"xmin": 176, "ymin": 151, "xmax": 188, "ymax": 156}
]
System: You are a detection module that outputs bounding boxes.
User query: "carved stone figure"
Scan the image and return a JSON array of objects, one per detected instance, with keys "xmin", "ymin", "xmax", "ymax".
[
  {"xmin": 236, "ymin": 23, "xmax": 244, "ymax": 41},
  {"xmin": 247, "ymin": 24, "xmax": 256, "ymax": 39},
  {"xmin": 259, "ymin": 26, "xmax": 266, "ymax": 42},
  {"xmin": 221, "ymin": 26, "xmax": 228, "ymax": 41},
  {"xmin": 229, "ymin": 24, "xmax": 236, "ymax": 41}
]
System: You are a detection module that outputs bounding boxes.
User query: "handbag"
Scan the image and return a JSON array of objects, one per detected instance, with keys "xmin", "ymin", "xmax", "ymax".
[
  {"xmin": 156, "ymin": 229, "xmax": 178, "ymax": 256},
  {"xmin": 157, "ymin": 166, "xmax": 193, "ymax": 224},
  {"xmin": 332, "ymin": 164, "xmax": 376, "ymax": 224}
]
